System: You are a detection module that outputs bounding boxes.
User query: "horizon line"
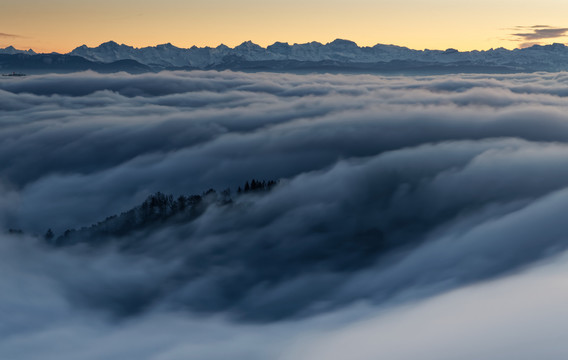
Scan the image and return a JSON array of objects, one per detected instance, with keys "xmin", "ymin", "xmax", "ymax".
[{"xmin": 3, "ymin": 38, "xmax": 568, "ymax": 54}]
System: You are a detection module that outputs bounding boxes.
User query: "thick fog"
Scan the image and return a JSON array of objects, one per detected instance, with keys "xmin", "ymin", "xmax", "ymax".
[{"xmin": 2, "ymin": 70, "xmax": 568, "ymax": 359}]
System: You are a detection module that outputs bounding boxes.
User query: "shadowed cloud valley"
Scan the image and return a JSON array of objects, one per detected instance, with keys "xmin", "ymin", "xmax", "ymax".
[{"xmin": 3, "ymin": 70, "xmax": 568, "ymax": 359}]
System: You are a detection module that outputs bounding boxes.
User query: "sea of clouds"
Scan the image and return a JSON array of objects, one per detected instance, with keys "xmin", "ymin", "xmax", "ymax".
[{"xmin": 2, "ymin": 70, "xmax": 568, "ymax": 359}]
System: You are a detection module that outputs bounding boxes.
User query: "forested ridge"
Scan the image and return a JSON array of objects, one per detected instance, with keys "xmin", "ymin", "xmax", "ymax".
[{"xmin": 45, "ymin": 179, "xmax": 279, "ymax": 248}]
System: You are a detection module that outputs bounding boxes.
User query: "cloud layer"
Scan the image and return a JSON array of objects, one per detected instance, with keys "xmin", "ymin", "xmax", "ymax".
[{"xmin": 3, "ymin": 70, "xmax": 568, "ymax": 358}]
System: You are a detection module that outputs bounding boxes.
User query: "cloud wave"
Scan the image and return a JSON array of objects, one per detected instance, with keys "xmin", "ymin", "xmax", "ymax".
[{"xmin": 3, "ymin": 70, "xmax": 568, "ymax": 358}]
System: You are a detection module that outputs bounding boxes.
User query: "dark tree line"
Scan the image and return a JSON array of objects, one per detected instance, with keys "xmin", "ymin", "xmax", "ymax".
[
  {"xmin": 44, "ymin": 179, "xmax": 279, "ymax": 246},
  {"xmin": 139, "ymin": 192, "xmax": 203, "ymax": 221},
  {"xmin": 238, "ymin": 179, "xmax": 278, "ymax": 194}
]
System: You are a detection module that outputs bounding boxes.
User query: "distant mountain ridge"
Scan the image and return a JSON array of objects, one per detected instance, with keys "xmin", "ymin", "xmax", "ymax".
[
  {"xmin": 67, "ymin": 39, "xmax": 568, "ymax": 72},
  {"xmin": 3, "ymin": 40, "xmax": 568, "ymax": 73},
  {"xmin": 0, "ymin": 53, "xmax": 151, "ymax": 74},
  {"xmin": 0, "ymin": 46, "xmax": 36, "ymax": 56}
]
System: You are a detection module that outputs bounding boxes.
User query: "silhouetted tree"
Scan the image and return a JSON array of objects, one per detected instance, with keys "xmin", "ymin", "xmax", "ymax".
[
  {"xmin": 188, "ymin": 195, "xmax": 202, "ymax": 205},
  {"xmin": 140, "ymin": 200, "xmax": 150, "ymax": 220},
  {"xmin": 204, "ymin": 188, "xmax": 216, "ymax": 196},
  {"xmin": 44, "ymin": 228, "xmax": 54, "ymax": 241},
  {"xmin": 171, "ymin": 199, "xmax": 179, "ymax": 214},
  {"xmin": 221, "ymin": 188, "xmax": 232, "ymax": 203},
  {"xmin": 178, "ymin": 195, "xmax": 187, "ymax": 211}
]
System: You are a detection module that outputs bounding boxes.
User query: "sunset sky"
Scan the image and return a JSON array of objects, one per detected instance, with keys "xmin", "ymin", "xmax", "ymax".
[{"xmin": 2, "ymin": 0, "xmax": 568, "ymax": 53}]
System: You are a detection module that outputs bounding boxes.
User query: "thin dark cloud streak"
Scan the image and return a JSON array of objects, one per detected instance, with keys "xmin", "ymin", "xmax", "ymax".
[
  {"xmin": 514, "ymin": 28, "xmax": 568, "ymax": 39},
  {"xmin": 509, "ymin": 25, "xmax": 568, "ymax": 47},
  {"xmin": 0, "ymin": 32, "xmax": 21, "ymax": 38}
]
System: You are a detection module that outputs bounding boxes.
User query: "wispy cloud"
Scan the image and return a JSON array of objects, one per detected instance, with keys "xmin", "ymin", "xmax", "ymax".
[
  {"xmin": 0, "ymin": 32, "xmax": 21, "ymax": 39},
  {"xmin": 509, "ymin": 25, "xmax": 568, "ymax": 47}
]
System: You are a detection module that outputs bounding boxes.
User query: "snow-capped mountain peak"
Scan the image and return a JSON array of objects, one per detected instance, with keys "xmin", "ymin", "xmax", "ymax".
[
  {"xmin": 4, "ymin": 38, "xmax": 563, "ymax": 72},
  {"xmin": 0, "ymin": 46, "xmax": 37, "ymax": 55}
]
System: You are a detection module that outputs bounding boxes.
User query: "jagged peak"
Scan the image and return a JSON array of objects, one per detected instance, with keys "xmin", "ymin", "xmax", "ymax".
[
  {"xmin": 443, "ymin": 48, "xmax": 459, "ymax": 54},
  {"xmin": 372, "ymin": 43, "xmax": 410, "ymax": 50},
  {"xmin": 0, "ymin": 45, "xmax": 36, "ymax": 54},
  {"xmin": 526, "ymin": 43, "xmax": 567, "ymax": 51},
  {"xmin": 267, "ymin": 42, "xmax": 291, "ymax": 52},
  {"xmin": 327, "ymin": 39, "xmax": 358, "ymax": 47},
  {"xmin": 235, "ymin": 40, "xmax": 262, "ymax": 49},
  {"xmin": 268, "ymin": 41, "xmax": 290, "ymax": 47},
  {"xmin": 100, "ymin": 40, "xmax": 120, "ymax": 47},
  {"xmin": 291, "ymin": 41, "xmax": 323, "ymax": 47},
  {"xmin": 156, "ymin": 42, "xmax": 177, "ymax": 49}
]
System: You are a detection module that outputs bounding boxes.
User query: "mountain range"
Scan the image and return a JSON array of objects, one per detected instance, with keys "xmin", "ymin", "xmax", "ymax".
[{"xmin": 2, "ymin": 39, "xmax": 568, "ymax": 74}]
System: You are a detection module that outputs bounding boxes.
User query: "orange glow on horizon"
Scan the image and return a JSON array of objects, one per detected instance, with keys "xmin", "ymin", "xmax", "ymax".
[{"xmin": 2, "ymin": 0, "xmax": 568, "ymax": 53}]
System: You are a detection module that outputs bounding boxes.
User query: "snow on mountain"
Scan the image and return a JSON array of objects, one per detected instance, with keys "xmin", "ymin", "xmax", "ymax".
[
  {"xmin": 4, "ymin": 40, "xmax": 568, "ymax": 72},
  {"xmin": 0, "ymin": 46, "xmax": 37, "ymax": 55},
  {"xmin": 66, "ymin": 40, "xmax": 568, "ymax": 71}
]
